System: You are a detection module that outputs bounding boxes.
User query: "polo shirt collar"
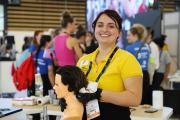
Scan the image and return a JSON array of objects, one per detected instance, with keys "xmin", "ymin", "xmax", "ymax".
[{"xmin": 90, "ymin": 46, "xmax": 117, "ymax": 63}]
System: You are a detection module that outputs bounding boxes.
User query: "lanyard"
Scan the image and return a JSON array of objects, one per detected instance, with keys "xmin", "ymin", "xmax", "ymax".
[{"xmin": 86, "ymin": 46, "xmax": 119, "ymax": 82}]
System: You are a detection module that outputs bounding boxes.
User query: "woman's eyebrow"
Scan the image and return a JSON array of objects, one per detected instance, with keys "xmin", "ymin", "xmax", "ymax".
[
  {"xmin": 108, "ymin": 23, "xmax": 116, "ymax": 25},
  {"xmin": 97, "ymin": 22, "xmax": 116, "ymax": 25},
  {"xmin": 97, "ymin": 22, "xmax": 103, "ymax": 24}
]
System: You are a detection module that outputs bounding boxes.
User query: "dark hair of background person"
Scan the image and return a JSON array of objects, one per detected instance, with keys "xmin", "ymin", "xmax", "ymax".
[
  {"xmin": 153, "ymin": 36, "xmax": 165, "ymax": 49},
  {"xmin": 161, "ymin": 34, "xmax": 167, "ymax": 41},
  {"xmin": 36, "ymin": 35, "xmax": 51, "ymax": 59},
  {"xmin": 87, "ymin": 31, "xmax": 94, "ymax": 38},
  {"xmin": 56, "ymin": 65, "xmax": 88, "ymax": 96},
  {"xmin": 92, "ymin": 9, "xmax": 122, "ymax": 32},
  {"xmin": 85, "ymin": 31, "xmax": 98, "ymax": 54},
  {"xmin": 129, "ymin": 27, "xmax": 144, "ymax": 40},
  {"xmin": 146, "ymin": 27, "xmax": 154, "ymax": 38},
  {"xmin": 33, "ymin": 30, "xmax": 43, "ymax": 47},
  {"xmin": 22, "ymin": 37, "xmax": 31, "ymax": 51},
  {"xmin": 76, "ymin": 25, "xmax": 86, "ymax": 39},
  {"xmin": 54, "ymin": 27, "xmax": 62, "ymax": 37},
  {"xmin": 61, "ymin": 11, "xmax": 74, "ymax": 28}
]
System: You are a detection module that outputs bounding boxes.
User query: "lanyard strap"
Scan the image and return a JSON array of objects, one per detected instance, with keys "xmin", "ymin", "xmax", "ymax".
[
  {"xmin": 135, "ymin": 42, "xmax": 144, "ymax": 58},
  {"xmin": 85, "ymin": 61, "xmax": 92, "ymax": 77},
  {"xmin": 86, "ymin": 46, "xmax": 119, "ymax": 82}
]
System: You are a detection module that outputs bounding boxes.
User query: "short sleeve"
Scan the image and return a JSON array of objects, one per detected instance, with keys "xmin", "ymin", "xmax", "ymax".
[
  {"xmin": 165, "ymin": 52, "xmax": 171, "ymax": 64},
  {"xmin": 29, "ymin": 44, "xmax": 37, "ymax": 53},
  {"xmin": 121, "ymin": 54, "xmax": 143, "ymax": 80}
]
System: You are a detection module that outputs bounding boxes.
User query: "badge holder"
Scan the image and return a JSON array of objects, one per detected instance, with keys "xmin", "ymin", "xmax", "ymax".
[{"xmin": 86, "ymin": 81, "xmax": 100, "ymax": 120}]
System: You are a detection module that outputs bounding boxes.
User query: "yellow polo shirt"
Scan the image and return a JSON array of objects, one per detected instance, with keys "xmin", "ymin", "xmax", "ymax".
[{"xmin": 77, "ymin": 47, "xmax": 143, "ymax": 92}]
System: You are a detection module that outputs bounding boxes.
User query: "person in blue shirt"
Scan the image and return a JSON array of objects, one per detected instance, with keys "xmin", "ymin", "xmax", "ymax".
[
  {"xmin": 126, "ymin": 26, "xmax": 151, "ymax": 104},
  {"xmin": 29, "ymin": 30, "xmax": 43, "ymax": 54},
  {"xmin": 30, "ymin": 35, "xmax": 55, "ymax": 96}
]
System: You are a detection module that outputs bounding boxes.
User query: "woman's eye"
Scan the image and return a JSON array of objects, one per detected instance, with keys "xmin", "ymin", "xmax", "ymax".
[
  {"xmin": 97, "ymin": 24, "xmax": 103, "ymax": 27},
  {"xmin": 109, "ymin": 25, "xmax": 116, "ymax": 28}
]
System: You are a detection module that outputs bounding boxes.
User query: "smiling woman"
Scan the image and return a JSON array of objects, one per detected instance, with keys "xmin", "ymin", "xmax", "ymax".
[{"xmin": 77, "ymin": 9, "xmax": 143, "ymax": 120}]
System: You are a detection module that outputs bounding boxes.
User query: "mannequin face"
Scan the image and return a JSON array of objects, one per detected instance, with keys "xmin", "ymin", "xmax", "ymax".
[{"xmin": 53, "ymin": 74, "xmax": 69, "ymax": 99}]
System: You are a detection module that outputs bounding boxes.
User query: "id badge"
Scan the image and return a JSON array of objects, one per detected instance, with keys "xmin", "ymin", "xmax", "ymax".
[{"xmin": 86, "ymin": 82, "xmax": 100, "ymax": 119}]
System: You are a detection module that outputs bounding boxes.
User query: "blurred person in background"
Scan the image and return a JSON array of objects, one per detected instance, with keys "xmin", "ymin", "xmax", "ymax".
[
  {"xmin": 126, "ymin": 25, "xmax": 150, "ymax": 104},
  {"xmin": 75, "ymin": 25, "xmax": 86, "ymax": 53},
  {"xmin": 29, "ymin": 30, "xmax": 43, "ymax": 54},
  {"xmin": 85, "ymin": 31, "xmax": 98, "ymax": 54},
  {"xmin": 146, "ymin": 27, "xmax": 159, "ymax": 86},
  {"xmin": 162, "ymin": 34, "xmax": 169, "ymax": 51},
  {"xmin": 153, "ymin": 35, "xmax": 171, "ymax": 90},
  {"xmin": 53, "ymin": 12, "xmax": 83, "ymax": 66},
  {"xmin": 0, "ymin": 44, "xmax": 16, "ymax": 60},
  {"xmin": 22, "ymin": 36, "xmax": 32, "ymax": 51},
  {"xmin": 30, "ymin": 35, "xmax": 55, "ymax": 96}
]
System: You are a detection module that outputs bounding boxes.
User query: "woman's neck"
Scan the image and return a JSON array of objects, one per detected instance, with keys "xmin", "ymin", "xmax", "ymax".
[
  {"xmin": 96, "ymin": 44, "xmax": 116, "ymax": 63},
  {"xmin": 62, "ymin": 28, "xmax": 71, "ymax": 35},
  {"xmin": 98, "ymin": 44, "xmax": 115, "ymax": 55},
  {"xmin": 132, "ymin": 39, "xmax": 138, "ymax": 43}
]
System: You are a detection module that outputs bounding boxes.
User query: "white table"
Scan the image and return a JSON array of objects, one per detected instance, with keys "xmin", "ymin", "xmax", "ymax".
[
  {"xmin": 130, "ymin": 105, "xmax": 173, "ymax": 120},
  {"xmin": 0, "ymin": 111, "xmax": 26, "ymax": 120},
  {"xmin": 0, "ymin": 98, "xmax": 61, "ymax": 120},
  {"xmin": 0, "ymin": 98, "xmax": 173, "ymax": 120},
  {"xmin": 0, "ymin": 98, "xmax": 26, "ymax": 120}
]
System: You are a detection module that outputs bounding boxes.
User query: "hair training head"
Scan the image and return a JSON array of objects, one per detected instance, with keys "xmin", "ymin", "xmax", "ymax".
[{"xmin": 56, "ymin": 66, "xmax": 88, "ymax": 95}]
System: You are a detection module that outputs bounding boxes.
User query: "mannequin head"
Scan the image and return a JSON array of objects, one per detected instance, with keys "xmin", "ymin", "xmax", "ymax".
[{"xmin": 53, "ymin": 66, "xmax": 88, "ymax": 99}]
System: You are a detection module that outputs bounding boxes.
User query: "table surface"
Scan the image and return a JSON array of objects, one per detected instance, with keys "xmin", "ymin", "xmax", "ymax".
[
  {"xmin": 0, "ymin": 98, "xmax": 173, "ymax": 120},
  {"xmin": 130, "ymin": 105, "xmax": 173, "ymax": 120},
  {"xmin": 169, "ymin": 71, "xmax": 180, "ymax": 82},
  {"xmin": 0, "ymin": 111, "xmax": 26, "ymax": 120}
]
